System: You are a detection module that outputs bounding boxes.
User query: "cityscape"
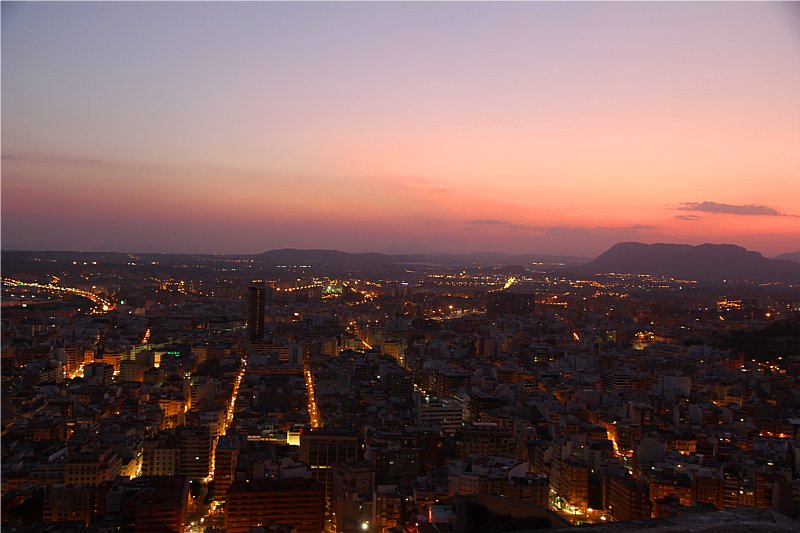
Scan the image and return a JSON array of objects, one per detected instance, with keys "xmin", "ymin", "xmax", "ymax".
[
  {"xmin": 2, "ymin": 247, "xmax": 800, "ymax": 532},
  {"xmin": 2, "ymin": 2, "xmax": 800, "ymax": 533}
]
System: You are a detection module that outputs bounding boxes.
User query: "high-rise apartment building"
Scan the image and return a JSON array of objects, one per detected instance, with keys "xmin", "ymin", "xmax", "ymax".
[
  {"xmin": 43, "ymin": 484, "xmax": 95, "ymax": 525},
  {"xmin": 300, "ymin": 430, "xmax": 361, "ymax": 513},
  {"xmin": 372, "ymin": 484, "xmax": 403, "ymax": 532},
  {"xmin": 606, "ymin": 474, "xmax": 651, "ymax": 521},
  {"xmin": 142, "ymin": 433, "xmax": 180, "ymax": 477},
  {"xmin": 64, "ymin": 446, "xmax": 122, "ymax": 486},
  {"xmin": 415, "ymin": 394, "xmax": 464, "ymax": 435},
  {"xmin": 248, "ymin": 285, "xmax": 265, "ymax": 341},
  {"xmin": 178, "ymin": 426, "xmax": 212, "ymax": 481},
  {"xmin": 224, "ymin": 478, "xmax": 324, "ymax": 533},
  {"xmin": 454, "ymin": 423, "xmax": 515, "ymax": 459},
  {"xmin": 693, "ymin": 472, "xmax": 725, "ymax": 511},
  {"xmin": 133, "ymin": 476, "xmax": 191, "ymax": 533},
  {"xmin": 553, "ymin": 458, "xmax": 589, "ymax": 514},
  {"xmin": 332, "ymin": 461, "xmax": 375, "ymax": 533},
  {"xmin": 214, "ymin": 435, "xmax": 240, "ymax": 497}
]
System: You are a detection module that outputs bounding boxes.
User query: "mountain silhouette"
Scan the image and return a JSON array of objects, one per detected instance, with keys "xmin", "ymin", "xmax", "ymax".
[
  {"xmin": 572, "ymin": 242, "xmax": 800, "ymax": 282},
  {"xmin": 774, "ymin": 251, "xmax": 800, "ymax": 264}
]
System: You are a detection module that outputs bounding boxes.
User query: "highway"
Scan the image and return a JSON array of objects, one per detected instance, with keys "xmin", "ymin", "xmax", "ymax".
[{"xmin": 2, "ymin": 277, "xmax": 117, "ymax": 311}]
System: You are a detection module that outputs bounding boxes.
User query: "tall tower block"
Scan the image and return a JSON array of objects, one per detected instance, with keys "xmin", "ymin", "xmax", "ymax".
[{"xmin": 248, "ymin": 285, "xmax": 265, "ymax": 341}]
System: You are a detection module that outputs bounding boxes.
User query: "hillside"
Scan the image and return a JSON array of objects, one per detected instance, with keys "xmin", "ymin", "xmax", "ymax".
[{"xmin": 571, "ymin": 242, "xmax": 800, "ymax": 282}]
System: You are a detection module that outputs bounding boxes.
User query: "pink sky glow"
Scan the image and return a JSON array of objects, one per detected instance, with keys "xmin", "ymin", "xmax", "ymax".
[{"xmin": 2, "ymin": 2, "xmax": 799, "ymax": 257}]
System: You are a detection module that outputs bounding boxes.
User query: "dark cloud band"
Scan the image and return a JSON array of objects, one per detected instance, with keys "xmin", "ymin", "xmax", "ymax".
[{"xmin": 679, "ymin": 201, "xmax": 787, "ymax": 217}]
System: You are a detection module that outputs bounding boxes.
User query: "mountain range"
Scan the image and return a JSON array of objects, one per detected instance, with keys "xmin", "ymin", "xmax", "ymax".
[
  {"xmin": 774, "ymin": 251, "xmax": 800, "ymax": 264},
  {"xmin": 254, "ymin": 248, "xmax": 586, "ymax": 270},
  {"xmin": 571, "ymin": 242, "xmax": 800, "ymax": 282},
  {"xmin": 3, "ymin": 243, "xmax": 799, "ymax": 282}
]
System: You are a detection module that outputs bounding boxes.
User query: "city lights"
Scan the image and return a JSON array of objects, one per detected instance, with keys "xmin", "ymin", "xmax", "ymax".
[{"xmin": 3, "ymin": 2, "xmax": 799, "ymax": 531}]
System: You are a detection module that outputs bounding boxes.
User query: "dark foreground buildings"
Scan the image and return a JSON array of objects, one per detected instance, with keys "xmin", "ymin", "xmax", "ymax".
[{"xmin": 3, "ymin": 255, "xmax": 800, "ymax": 532}]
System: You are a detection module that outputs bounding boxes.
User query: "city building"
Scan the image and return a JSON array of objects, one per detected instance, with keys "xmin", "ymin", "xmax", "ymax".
[
  {"xmin": 224, "ymin": 478, "xmax": 325, "ymax": 533},
  {"xmin": 248, "ymin": 285, "xmax": 266, "ymax": 341}
]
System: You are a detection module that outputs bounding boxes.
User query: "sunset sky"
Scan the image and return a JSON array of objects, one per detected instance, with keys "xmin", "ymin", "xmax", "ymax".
[{"xmin": 2, "ymin": 2, "xmax": 799, "ymax": 257}]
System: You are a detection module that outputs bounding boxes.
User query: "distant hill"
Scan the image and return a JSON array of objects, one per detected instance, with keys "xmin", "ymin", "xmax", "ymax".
[
  {"xmin": 255, "ymin": 248, "xmax": 398, "ymax": 272},
  {"xmin": 571, "ymin": 242, "xmax": 800, "ymax": 282},
  {"xmin": 0, "ymin": 248, "xmax": 587, "ymax": 278},
  {"xmin": 253, "ymin": 248, "xmax": 587, "ymax": 272},
  {"xmin": 774, "ymin": 251, "xmax": 800, "ymax": 264}
]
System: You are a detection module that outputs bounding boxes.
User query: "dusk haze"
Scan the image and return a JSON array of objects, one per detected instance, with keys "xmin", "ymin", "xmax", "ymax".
[{"xmin": 3, "ymin": 1, "xmax": 799, "ymax": 256}]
